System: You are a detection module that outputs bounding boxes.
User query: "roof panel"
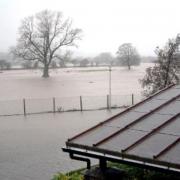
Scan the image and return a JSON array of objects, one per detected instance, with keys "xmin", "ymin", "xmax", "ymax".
[
  {"xmin": 159, "ymin": 142, "xmax": 180, "ymax": 165},
  {"xmin": 98, "ymin": 129, "xmax": 147, "ymax": 152},
  {"xmin": 131, "ymin": 114, "xmax": 173, "ymax": 131},
  {"xmin": 157, "ymin": 101, "xmax": 180, "ymax": 115},
  {"xmin": 105, "ymin": 111, "xmax": 146, "ymax": 128},
  {"xmin": 154, "ymin": 88, "xmax": 180, "ymax": 100},
  {"xmin": 128, "ymin": 133, "xmax": 177, "ymax": 158},
  {"xmin": 132, "ymin": 99, "xmax": 168, "ymax": 113},
  {"xmin": 70, "ymin": 125, "xmax": 119, "ymax": 146},
  {"xmin": 160, "ymin": 116, "xmax": 180, "ymax": 136}
]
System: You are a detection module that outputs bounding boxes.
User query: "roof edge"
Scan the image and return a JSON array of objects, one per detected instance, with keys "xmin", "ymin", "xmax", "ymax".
[{"xmin": 66, "ymin": 141, "xmax": 180, "ymax": 171}]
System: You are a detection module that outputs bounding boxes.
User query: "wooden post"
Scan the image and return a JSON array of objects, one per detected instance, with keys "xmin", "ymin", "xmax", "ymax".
[
  {"xmin": 109, "ymin": 94, "xmax": 111, "ymax": 110},
  {"xmin": 53, "ymin": 97, "xmax": 56, "ymax": 113},
  {"xmin": 23, "ymin": 98, "xmax": 26, "ymax": 116},
  {"xmin": 132, "ymin": 94, "xmax": 134, "ymax": 105},
  {"xmin": 80, "ymin": 96, "xmax": 83, "ymax": 111},
  {"xmin": 109, "ymin": 66, "xmax": 112, "ymax": 109},
  {"xmin": 107, "ymin": 95, "xmax": 109, "ymax": 109}
]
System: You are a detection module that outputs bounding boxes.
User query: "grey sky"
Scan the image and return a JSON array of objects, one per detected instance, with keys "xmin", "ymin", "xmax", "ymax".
[{"xmin": 0, "ymin": 0, "xmax": 180, "ymax": 57}]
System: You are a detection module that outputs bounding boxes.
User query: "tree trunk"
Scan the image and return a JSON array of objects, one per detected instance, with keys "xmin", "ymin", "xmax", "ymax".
[
  {"xmin": 127, "ymin": 56, "xmax": 131, "ymax": 70},
  {"xmin": 127, "ymin": 61, "xmax": 131, "ymax": 70},
  {"xmin": 42, "ymin": 64, "xmax": 49, "ymax": 78}
]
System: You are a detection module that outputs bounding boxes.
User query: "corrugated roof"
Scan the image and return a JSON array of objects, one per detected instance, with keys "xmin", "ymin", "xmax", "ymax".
[{"xmin": 65, "ymin": 84, "xmax": 180, "ymax": 173}]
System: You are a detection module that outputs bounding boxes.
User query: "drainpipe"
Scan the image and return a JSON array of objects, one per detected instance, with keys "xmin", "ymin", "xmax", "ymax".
[{"xmin": 69, "ymin": 152, "xmax": 91, "ymax": 169}]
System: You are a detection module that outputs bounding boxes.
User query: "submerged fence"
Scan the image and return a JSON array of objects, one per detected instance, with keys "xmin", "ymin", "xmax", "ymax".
[{"xmin": 0, "ymin": 94, "xmax": 143, "ymax": 116}]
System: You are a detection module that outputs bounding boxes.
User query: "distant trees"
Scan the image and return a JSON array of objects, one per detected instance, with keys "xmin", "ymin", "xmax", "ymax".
[
  {"xmin": 116, "ymin": 43, "xmax": 141, "ymax": 70},
  {"xmin": 93, "ymin": 52, "xmax": 114, "ymax": 66},
  {"xmin": 33, "ymin": 61, "xmax": 39, "ymax": 69},
  {"xmin": 80, "ymin": 58, "xmax": 89, "ymax": 67},
  {"xmin": 56, "ymin": 51, "xmax": 72, "ymax": 68},
  {"xmin": 70, "ymin": 58, "xmax": 79, "ymax": 67},
  {"xmin": 140, "ymin": 35, "xmax": 180, "ymax": 96},
  {"xmin": 12, "ymin": 10, "xmax": 82, "ymax": 78},
  {"xmin": 21, "ymin": 61, "xmax": 33, "ymax": 69},
  {"xmin": 51, "ymin": 61, "xmax": 58, "ymax": 69},
  {"xmin": 0, "ymin": 59, "xmax": 11, "ymax": 70}
]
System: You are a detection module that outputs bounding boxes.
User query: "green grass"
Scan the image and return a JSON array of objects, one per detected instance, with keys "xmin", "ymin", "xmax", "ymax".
[
  {"xmin": 108, "ymin": 162, "xmax": 180, "ymax": 180},
  {"xmin": 52, "ymin": 162, "xmax": 180, "ymax": 180},
  {"xmin": 51, "ymin": 167, "xmax": 85, "ymax": 180},
  {"xmin": 52, "ymin": 172, "xmax": 83, "ymax": 180}
]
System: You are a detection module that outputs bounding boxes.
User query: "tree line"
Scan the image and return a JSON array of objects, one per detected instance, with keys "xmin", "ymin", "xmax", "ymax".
[
  {"xmin": 5, "ymin": 10, "xmax": 140, "ymax": 76},
  {"xmin": 0, "ymin": 48, "xmax": 143, "ymax": 70}
]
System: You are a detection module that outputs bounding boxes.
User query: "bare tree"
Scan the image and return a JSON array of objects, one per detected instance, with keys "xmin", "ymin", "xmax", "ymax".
[
  {"xmin": 116, "ymin": 43, "xmax": 141, "ymax": 70},
  {"xmin": 140, "ymin": 35, "xmax": 180, "ymax": 96},
  {"xmin": 12, "ymin": 10, "xmax": 82, "ymax": 77}
]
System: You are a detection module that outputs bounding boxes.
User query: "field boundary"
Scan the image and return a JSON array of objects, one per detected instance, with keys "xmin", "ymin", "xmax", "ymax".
[{"xmin": 0, "ymin": 94, "xmax": 143, "ymax": 116}]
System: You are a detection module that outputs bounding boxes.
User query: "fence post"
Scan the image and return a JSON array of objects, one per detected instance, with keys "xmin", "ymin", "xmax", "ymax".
[
  {"xmin": 107, "ymin": 95, "xmax": 109, "ymax": 109},
  {"xmin": 132, "ymin": 94, "xmax": 134, "ymax": 105},
  {"xmin": 80, "ymin": 96, "xmax": 83, "ymax": 111},
  {"xmin": 23, "ymin": 98, "xmax": 26, "ymax": 116},
  {"xmin": 109, "ymin": 94, "xmax": 111, "ymax": 110},
  {"xmin": 53, "ymin": 97, "xmax": 56, "ymax": 113}
]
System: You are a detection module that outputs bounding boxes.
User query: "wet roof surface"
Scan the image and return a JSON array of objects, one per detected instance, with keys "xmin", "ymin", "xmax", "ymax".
[{"xmin": 66, "ymin": 85, "xmax": 180, "ymax": 172}]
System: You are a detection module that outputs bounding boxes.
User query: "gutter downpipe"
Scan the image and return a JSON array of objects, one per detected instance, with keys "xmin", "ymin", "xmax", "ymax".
[{"xmin": 69, "ymin": 152, "xmax": 91, "ymax": 169}]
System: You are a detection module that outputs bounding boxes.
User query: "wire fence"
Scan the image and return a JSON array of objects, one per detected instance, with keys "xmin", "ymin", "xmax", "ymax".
[{"xmin": 0, "ymin": 94, "xmax": 143, "ymax": 116}]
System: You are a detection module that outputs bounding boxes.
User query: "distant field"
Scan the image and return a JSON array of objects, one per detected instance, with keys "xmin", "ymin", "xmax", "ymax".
[{"xmin": 0, "ymin": 63, "xmax": 153, "ymax": 100}]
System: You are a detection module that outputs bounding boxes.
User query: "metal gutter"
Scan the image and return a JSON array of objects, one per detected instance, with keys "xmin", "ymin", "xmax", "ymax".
[
  {"xmin": 66, "ymin": 142, "xmax": 180, "ymax": 171},
  {"xmin": 62, "ymin": 147, "xmax": 180, "ymax": 175}
]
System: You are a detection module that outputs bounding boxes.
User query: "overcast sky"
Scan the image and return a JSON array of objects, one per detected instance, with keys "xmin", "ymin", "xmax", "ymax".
[{"xmin": 0, "ymin": 0, "xmax": 180, "ymax": 57}]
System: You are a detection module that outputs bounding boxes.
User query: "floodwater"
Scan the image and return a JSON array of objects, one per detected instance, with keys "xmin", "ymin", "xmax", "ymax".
[
  {"xmin": 0, "ymin": 63, "xmax": 153, "ymax": 100},
  {"xmin": 0, "ymin": 110, "xmax": 120, "ymax": 180},
  {"xmin": 0, "ymin": 63, "xmax": 153, "ymax": 179}
]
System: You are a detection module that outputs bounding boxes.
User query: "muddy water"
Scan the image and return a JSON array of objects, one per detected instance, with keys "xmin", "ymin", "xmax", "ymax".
[
  {"xmin": 0, "ymin": 110, "xmax": 121, "ymax": 180},
  {"xmin": 0, "ymin": 63, "xmax": 153, "ymax": 100}
]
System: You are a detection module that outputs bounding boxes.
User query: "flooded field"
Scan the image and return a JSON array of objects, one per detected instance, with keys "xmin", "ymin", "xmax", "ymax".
[
  {"xmin": 0, "ymin": 110, "xmax": 120, "ymax": 180},
  {"xmin": 0, "ymin": 63, "xmax": 153, "ymax": 100}
]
